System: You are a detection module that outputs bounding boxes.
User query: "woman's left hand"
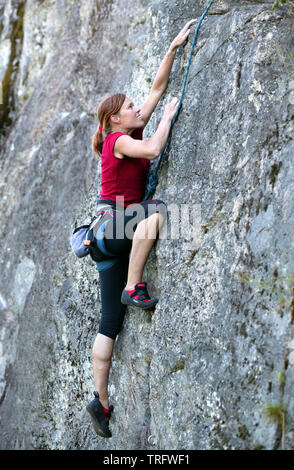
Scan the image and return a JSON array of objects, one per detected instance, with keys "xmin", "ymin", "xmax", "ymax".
[{"xmin": 170, "ymin": 19, "xmax": 197, "ymax": 51}]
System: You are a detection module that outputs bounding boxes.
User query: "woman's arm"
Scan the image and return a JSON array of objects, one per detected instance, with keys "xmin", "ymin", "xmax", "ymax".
[
  {"xmin": 140, "ymin": 19, "xmax": 197, "ymax": 126},
  {"xmin": 114, "ymin": 19, "xmax": 197, "ymax": 160}
]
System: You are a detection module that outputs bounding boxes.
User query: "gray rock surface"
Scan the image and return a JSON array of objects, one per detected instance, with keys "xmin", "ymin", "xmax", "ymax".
[{"xmin": 0, "ymin": 0, "xmax": 294, "ymax": 450}]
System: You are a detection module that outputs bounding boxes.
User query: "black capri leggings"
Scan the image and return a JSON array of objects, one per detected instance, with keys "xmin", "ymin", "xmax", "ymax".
[{"xmin": 96, "ymin": 199, "xmax": 166, "ymax": 340}]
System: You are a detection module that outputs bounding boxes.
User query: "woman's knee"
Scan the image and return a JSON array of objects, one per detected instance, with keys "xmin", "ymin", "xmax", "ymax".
[
  {"xmin": 92, "ymin": 347, "xmax": 112, "ymax": 366},
  {"xmin": 134, "ymin": 212, "xmax": 161, "ymax": 239},
  {"xmin": 92, "ymin": 332, "xmax": 115, "ymax": 363}
]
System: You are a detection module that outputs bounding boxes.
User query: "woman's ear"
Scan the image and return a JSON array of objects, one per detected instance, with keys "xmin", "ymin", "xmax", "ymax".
[{"xmin": 110, "ymin": 114, "xmax": 121, "ymax": 125}]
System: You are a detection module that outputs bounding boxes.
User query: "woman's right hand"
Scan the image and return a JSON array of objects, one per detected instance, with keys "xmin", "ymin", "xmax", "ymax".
[{"xmin": 164, "ymin": 97, "xmax": 179, "ymax": 121}]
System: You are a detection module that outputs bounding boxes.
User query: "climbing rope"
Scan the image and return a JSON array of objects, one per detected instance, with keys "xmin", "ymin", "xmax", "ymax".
[{"xmin": 144, "ymin": 0, "xmax": 215, "ymax": 201}]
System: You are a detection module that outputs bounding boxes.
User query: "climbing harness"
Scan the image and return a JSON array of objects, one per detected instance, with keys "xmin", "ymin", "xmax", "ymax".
[{"xmin": 143, "ymin": 0, "xmax": 215, "ymax": 201}]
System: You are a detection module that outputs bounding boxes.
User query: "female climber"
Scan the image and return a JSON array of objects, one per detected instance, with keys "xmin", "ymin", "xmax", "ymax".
[{"xmin": 86, "ymin": 19, "xmax": 196, "ymax": 438}]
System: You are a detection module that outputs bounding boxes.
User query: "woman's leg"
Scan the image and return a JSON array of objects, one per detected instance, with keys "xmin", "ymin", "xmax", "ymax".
[
  {"xmin": 125, "ymin": 211, "xmax": 164, "ymax": 290},
  {"xmin": 92, "ymin": 256, "xmax": 129, "ymax": 408},
  {"xmin": 92, "ymin": 333, "xmax": 114, "ymax": 409}
]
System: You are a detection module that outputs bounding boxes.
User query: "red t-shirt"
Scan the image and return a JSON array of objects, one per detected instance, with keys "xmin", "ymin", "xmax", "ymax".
[{"xmin": 99, "ymin": 128, "xmax": 150, "ymax": 207}]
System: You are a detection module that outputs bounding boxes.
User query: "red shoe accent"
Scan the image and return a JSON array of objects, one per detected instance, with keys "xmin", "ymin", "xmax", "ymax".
[
  {"xmin": 126, "ymin": 287, "xmax": 150, "ymax": 302},
  {"xmin": 103, "ymin": 407, "xmax": 110, "ymax": 421},
  {"xmin": 126, "ymin": 288, "xmax": 136, "ymax": 295}
]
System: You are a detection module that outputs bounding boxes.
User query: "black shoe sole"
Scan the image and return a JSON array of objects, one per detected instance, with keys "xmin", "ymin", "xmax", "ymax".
[{"xmin": 86, "ymin": 405, "xmax": 112, "ymax": 438}]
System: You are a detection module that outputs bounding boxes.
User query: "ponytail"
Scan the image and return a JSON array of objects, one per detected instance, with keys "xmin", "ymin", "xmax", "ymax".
[
  {"xmin": 92, "ymin": 127, "xmax": 104, "ymax": 156},
  {"xmin": 92, "ymin": 93, "xmax": 126, "ymax": 157}
]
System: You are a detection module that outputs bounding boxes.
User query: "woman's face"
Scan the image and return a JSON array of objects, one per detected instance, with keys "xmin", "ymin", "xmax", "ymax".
[{"xmin": 113, "ymin": 97, "xmax": 144, "ymax": 131}]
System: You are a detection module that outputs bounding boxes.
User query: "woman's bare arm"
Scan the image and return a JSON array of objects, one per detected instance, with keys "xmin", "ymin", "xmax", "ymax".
[
  {"xmin": 140, "ymin": 19, "xmax": 197, "ymax": 126},
  {"xmin": 114, "ymin": 20, "xmax": 197, "ymax": 160}
]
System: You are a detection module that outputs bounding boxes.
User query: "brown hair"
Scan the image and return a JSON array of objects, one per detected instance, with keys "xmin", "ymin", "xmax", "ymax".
[{"xmin": 92, "ymin": 93, "xmax": 126, "ymax": 156}]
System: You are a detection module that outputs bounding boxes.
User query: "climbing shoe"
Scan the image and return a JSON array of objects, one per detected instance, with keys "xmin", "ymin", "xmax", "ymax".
[
  {"xmin": 121, "ymin": 282, "xmax": 158, "ymax": 309},
  {"xmin": 86, "ymin": 391, "xmax": 113, "ymax": 438}
]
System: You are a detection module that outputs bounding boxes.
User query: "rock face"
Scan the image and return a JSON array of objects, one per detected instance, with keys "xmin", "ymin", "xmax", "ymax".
[{"xmin": 0, "ymin": 0, "xmax": 294, "ymax": 450}]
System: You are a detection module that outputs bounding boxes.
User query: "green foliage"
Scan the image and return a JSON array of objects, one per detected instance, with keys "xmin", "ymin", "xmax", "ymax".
[
  {"xmin": 262, "ymin": 402, "xmax": 287, "ymax": 449},
  {"xmin": 273, "ymin": 0, "xmax": 294, "ymax": 14},
  {"xmin": 263, "ymin": 402, "xmax": 286, "ymax": 425},
  {"xmin": 263, "ymin": 403, "xmax": 286, "ymax": 427},
  {"xmin": 278, "ymin": 370, "xmax": 286, "ymax": 384}
]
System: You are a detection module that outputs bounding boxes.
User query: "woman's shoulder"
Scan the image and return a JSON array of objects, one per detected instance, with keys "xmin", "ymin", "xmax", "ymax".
[
  {"xmin": 103, "ymin": 132, "xmax": 128, "ymax": 160},
  {"xmin": 103, "ymin": 132, "xmax": 125, "ymax": 151},
  {"xmin": 104, "ymin": 127, "xmax": 144, "ymax": 153}
]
